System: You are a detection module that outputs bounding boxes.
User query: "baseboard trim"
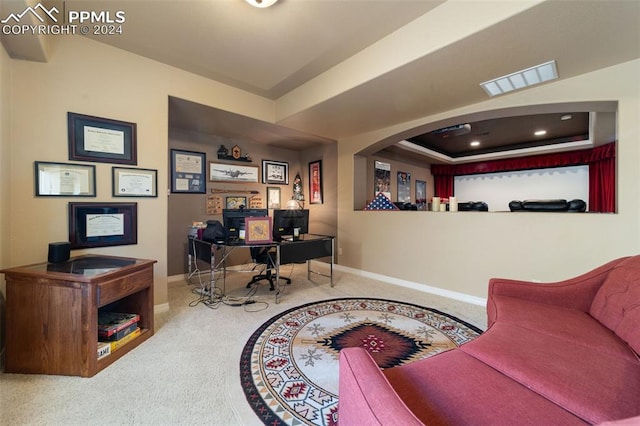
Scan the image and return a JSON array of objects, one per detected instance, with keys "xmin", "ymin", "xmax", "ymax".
[
  {"xmin": 154, "ymin": 302, "xmax": 170, "ymax": 314},
  {"xmin": 331, "ymin": 263, "xmax": 487, "ymax": 307}
]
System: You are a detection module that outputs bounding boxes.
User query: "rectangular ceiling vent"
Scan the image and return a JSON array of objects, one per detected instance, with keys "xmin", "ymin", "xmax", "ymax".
[{"xmin": 480, "ymin": 60, "xmax": 558, "ymax": 97}]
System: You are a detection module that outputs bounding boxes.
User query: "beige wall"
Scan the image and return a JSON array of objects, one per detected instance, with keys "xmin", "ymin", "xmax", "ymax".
[
  {"xmin": 167, "ymin": 128, "xmax": 337, "ymax": 277},
  {"xmin": 337, "ymin": 59, "xmax": 640, "ymax": 299},
  {"xmin": 0, "ymin": 33, "xmax": 10, "ymax": 354},
  {"xmin": 5, "ymin": 35, "xmax": 274, "ymax": 306}
]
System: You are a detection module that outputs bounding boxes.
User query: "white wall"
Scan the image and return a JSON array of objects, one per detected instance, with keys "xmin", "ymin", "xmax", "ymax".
[{"xmin": 454, "ymin": 165, "xmax": 589, "ymax": 212}]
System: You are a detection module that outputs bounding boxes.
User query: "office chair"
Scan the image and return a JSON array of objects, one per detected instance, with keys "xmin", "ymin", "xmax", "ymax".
[{"xmin": 246, "ymin": 247, "xmax": 291, "ymax": 291}]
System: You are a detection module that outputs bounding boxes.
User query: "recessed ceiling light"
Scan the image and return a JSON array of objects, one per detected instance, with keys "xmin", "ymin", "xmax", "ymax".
[
  {"xmin": 480, "ymin": 60, "xmax": 558, "ymax": 97},
  {"xmin": 560, "ymin": 114, "xmax": 573, "ymax": 121},
  {"xmin": 534, "ymin": 130, "xmax": 547, "ymax": 136},
  {"xmin": 470, "ymin": 141, "xmax": 480, "ymax": 147}
]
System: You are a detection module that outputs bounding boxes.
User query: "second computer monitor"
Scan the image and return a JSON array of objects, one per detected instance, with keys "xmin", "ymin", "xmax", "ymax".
[{"xmin": 272, "ymin": 209, "xmax": 309, "ymax": 240}]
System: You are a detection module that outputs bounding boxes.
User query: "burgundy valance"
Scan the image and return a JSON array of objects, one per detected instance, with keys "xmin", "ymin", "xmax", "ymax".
[{"xmin": 431, "ymin": 142, "xmax": 615, "ymax": 177}]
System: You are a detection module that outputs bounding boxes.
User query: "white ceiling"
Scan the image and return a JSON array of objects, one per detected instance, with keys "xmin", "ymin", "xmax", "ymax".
[{"xmin": 2, "ymin": 0, "xmax": 639, "ymax": 152}]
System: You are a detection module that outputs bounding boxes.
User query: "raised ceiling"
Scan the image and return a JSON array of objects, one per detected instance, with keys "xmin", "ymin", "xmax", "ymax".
[{"xmin": 2, "ymin": 0, "xmax": 638, "ymax": 159}]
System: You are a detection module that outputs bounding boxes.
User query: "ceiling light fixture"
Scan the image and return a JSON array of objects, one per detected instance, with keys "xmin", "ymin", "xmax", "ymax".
[
  {"xmin": 470, "ymin": 141, "xmax": 480, "ymax": 147},
  {"xmin": 534, "ymin": 130, "xmax": 547, "ymax": 136},
  {"xmin": 245, "ymin": 0, "xmax": 278, "ymax": 8},
  {"xmin": 560, "ymin": 114, "xmax": 573, "ymax": 121},
  {"xmin": 480, "ymin": 60, "xmax": 558, "ymax": 97}
]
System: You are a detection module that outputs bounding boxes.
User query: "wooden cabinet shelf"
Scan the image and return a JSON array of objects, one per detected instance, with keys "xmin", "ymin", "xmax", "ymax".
[{"xmin": 1, "ymin": 255, "xmax": 156, "ymax": 377}]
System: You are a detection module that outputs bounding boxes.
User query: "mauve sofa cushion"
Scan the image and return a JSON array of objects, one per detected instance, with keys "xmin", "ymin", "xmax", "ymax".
[
  {"xmin": 383, "ymin": 349, "xmax": 587, "ymax": 425},
  {"xmin": 460, "ymin": 322, "xmax": 640, "ymax": 424},
  {"xmin": 490, "ymin": 295, "xmax": 637, "ymax": 361},
  {"xmin": 590, "ymin": 260, "xmax": 640, "ymax": 354}
]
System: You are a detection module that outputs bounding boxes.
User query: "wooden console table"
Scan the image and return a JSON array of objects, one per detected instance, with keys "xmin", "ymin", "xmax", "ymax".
[{"xmin": 0, "ymin": 255, "xmax": 156, "ymax": 377}]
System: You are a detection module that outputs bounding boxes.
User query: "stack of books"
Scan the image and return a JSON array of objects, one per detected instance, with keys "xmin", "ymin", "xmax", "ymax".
[{"xmin": 97, "ymin": 312, "xmax": 141, "ymax": 360}]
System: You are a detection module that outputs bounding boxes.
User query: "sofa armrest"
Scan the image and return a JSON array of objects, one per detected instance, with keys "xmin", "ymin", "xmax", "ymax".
[
  {"xmin": 339, "ymin": 347, "xmax": 424, "ymax": 426},
  {"xmin": 487, "ymin": 257, "xmax": 629, "ymax": 327}
]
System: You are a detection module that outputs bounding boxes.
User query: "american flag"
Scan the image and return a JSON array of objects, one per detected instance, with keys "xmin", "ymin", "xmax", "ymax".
[{"xmin": 365, "ymin": 192, "xmax": 399, "ymax": 210}]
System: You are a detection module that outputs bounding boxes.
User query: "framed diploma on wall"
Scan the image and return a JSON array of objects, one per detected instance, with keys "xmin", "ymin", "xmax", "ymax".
[
  {"xmin": 35, "ymin": 161, "xmax": 96, "ymax": 197},
  {"xmin": 69, "ymin": 202, "xmax": 137, "ymax": 249},
  {"xmin": 68, "ymin": 112, "xmax": 137, "ymax": 165},
  {"xmin": 112, "ymin": 167, "xmax": 158, "ymax": 197}
]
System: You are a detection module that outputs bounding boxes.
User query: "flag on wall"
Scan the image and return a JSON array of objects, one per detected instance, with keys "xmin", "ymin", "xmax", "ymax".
[{"xmin": 364, "ymin": 192, "xmax": 399, "ymax": 210}]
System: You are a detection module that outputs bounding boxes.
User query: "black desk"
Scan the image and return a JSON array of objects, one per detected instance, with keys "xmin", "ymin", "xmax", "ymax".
[{"xmin": 187, "ymin": 234, "xmax": 334, "ymax": 303}]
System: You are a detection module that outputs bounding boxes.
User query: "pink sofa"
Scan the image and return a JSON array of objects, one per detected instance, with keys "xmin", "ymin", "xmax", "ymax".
[{"xmin": 339, "ymin": 256, "xmax": 640, "ymax": 425}]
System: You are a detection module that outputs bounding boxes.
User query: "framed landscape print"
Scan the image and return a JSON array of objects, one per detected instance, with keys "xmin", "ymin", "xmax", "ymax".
[
  {"xmin": 209, "ymin": 162, "xmax": 259, "ymax": 183},
  {"xmin": 262, "ymin": 160, "xmax": 289, "ymax": 185}
]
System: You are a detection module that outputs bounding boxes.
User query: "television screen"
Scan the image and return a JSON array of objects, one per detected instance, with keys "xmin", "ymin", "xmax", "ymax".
[
  {"xmin": 222, "ymin": 208, "xmax": 268, "ymax": 240},
  {"xmin": 272, "ymin": 209, "xmax": 309, "ymax": 240}
]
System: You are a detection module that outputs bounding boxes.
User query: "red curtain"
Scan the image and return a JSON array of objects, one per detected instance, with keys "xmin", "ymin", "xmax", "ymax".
[{"xmin": 431, "ymin": 142, "xmax": 616, "ymax": 212}]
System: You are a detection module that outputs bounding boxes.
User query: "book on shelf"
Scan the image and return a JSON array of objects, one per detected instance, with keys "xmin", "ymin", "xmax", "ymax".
[
  {"xmin": 99, "ymin": 321, "xmax": 138, "ymax": 342},
  {"xmin": 97, "ymin": 342, "xmax": 111, "ymax": 360},
  {"xmin": 98, "ymin": 312, "xmax": 140, "ymax": 339},
  {"xmin": 97, "ymin": 328, "xmax": 141, "ymax": 360}
]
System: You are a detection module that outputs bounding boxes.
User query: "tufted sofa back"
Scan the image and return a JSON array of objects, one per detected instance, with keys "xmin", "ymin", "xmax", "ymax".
[{"xmin": 590, "ymin": 256, "xmax": 640, "ymax": 355}]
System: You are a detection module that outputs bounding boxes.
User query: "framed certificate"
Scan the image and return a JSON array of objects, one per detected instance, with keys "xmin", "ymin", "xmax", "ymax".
[
  {"xmin": 68, "ymin": 112, "xmax": 137, "ymax": 165},
  {"xmin": 112, "ymin": 167, "xmax": 158, "ymax": 197},
  {"xmin": 171, "ymin": 149, "xmax": 206, "ymax": 193},
  {"xmin": 69, "ymin": 202, "xmax": 137, "ymax": 249},
  {"xmin": 35, "ymin": 161, "xmax": 96, "ymax": 197}
]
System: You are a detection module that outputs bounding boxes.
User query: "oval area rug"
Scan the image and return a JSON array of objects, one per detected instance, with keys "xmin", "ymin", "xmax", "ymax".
[{"xmin": 240, "ymin": 297, "xmax": 483, "ymax": 426}]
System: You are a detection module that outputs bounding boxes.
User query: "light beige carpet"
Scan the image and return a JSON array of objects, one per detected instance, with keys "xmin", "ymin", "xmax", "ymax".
[{"xmin": 0, "ymin": 262, "xmax": 486, "ymax": 425}]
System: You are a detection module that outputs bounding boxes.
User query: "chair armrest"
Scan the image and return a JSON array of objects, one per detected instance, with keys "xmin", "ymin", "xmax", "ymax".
[
  {"xmin": 339, "ymin": 348, "xmax": 424, "ymax": 426},
  {"xmin": 487, "ymin": 257, "xmax": 628, "ymax": 326}
]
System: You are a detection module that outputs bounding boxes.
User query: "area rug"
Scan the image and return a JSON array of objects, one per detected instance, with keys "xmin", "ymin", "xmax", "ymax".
[{"xmin": 240, "ymin": 297, "xmax": 483, "ymax": 426}]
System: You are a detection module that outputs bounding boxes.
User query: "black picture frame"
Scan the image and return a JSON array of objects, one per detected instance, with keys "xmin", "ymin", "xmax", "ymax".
[
  {"xmin": 68, "ymin": 112, "xmax": 137, "ymax": 165},
  {"xmin": 34, "ymin": 161, "xmax": 96, "ymax": 197},
  {"xmin": 112, "ymin": 167, "xmax": 158, "ymax": 197},
  {"xmin": 69, "ymin": 202, "xmax": 137, "ymax": 249},
  {"xmin": 170, "ymin": 149, "xmax": 206, "ymax": 194},
  {"xmin": 262, "ymin": 160, "xmax": 289, "ymax": 185}
]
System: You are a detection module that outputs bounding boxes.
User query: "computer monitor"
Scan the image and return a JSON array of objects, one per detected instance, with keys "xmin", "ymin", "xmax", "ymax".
[
  {"xmin": 272, "ymin": 209, "xmax": 309, "ymax": 240},
  {"xmin": 222, "ymin": 208, "xmax": 268, "ymax": 240}
]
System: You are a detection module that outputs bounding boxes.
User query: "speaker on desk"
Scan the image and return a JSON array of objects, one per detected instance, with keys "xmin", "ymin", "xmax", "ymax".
[{"xmin": 48, "ymin": 242, "xmax": 71, "ymax": 263}]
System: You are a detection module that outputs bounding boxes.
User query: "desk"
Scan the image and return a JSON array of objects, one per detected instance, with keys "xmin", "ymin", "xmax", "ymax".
[{"xmin": 187, "ymin": 234, "xmax": 334, "ymax": 303}]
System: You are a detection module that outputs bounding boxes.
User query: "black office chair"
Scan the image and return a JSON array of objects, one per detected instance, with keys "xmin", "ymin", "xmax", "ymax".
[{"xmin": 246, "ymin": 247, "xmax": 291, "ymax": 291}]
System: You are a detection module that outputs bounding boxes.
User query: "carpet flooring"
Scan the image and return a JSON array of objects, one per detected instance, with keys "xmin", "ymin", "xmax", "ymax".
[
  {"xmin": 0, "ymin": 262, "xmax": 486, "ymax": 425},
  {"xmin": 241, "ymin": 297, "xmax": 483, "ymax": 425}
]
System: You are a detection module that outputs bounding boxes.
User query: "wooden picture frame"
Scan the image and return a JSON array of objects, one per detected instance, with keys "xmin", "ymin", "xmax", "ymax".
[
  {"xmin": 262, "ymin": 160, "xmax": 289, "ymax": 185},
  {"xmin": 34, "ymin": 161, "xmax": 96, "ymax": 197},
  {"xmin": 244, "ymin": 216, "xmax": 272, "ymax": 244},
  {"xmin": 68, "ymin": 112, "xmax": 137, "ymax": 165},
  {"xmin": 69, "ymin": 202, "xmax": 137, "ymax": 249},
  {"xmin": 226, "ymin": 196, "xmax": 247, "ymax": 209},
  {"xmin": 309, "ymin": 160, "xmax": 323, "ymax": 204},
  {"xmin": 112, "ymin": 167, "xmax": 157, "ymax": 197},
  {"xmin": 267, "ymin": 187, "xmax": 281, "ymax": 209},
  {"xmin": 209, "ymin": 162, "xmax": 259, "ymax": 183},
  {"xmin": 170, "ymin": 149, "xmax": 206, "ymax": 193}
]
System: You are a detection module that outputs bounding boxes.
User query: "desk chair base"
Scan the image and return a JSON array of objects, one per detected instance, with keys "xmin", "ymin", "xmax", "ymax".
[{"xmin": 246, "ymin": 270, "xmax": 291, "ymax": 291}]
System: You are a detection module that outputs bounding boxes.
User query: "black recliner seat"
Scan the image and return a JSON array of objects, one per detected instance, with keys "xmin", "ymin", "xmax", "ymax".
[{"xmin": 509, "ymin": 199, "xmax": 587, "ymax": 212}]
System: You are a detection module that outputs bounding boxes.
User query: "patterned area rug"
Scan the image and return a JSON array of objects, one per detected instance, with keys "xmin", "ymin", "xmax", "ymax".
[{"xmin": 240, "ymin": 298, "xmax": 483, "ymax": 425}]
